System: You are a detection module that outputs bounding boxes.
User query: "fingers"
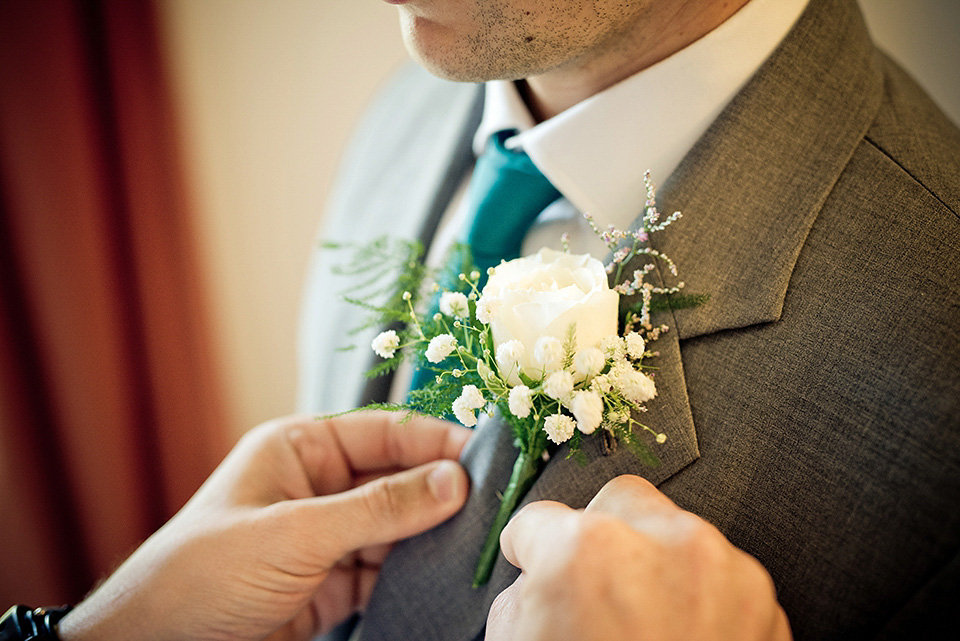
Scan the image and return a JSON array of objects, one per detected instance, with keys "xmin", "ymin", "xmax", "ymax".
[
  {"xmin": 585, "ymin": 474, "xmax": 678, "ymax": 516},
  {"xmin": 325, "ymin": 411, "xmax": 473, "ymax": 473},
  {"xmin": 293, "ymin": 457, "xmax": 470, "ymax": 558},
  {"xmin": 584, "ymin": 475, "xmax": 700, "ymax": 541},
  {"xmin": 236, "ymin": 411, "xmax": 472, "ymax": 503},
  {"xmin": 500, "ymin": 476, "xmax": 689, "ymax": 574},
  {"xmin": 499, "ymin": 501, "xmax": 580, "ymax": 572},
  {"xmin": 485, "ymin": 575, "xmax": 523, "ymax": 641}
]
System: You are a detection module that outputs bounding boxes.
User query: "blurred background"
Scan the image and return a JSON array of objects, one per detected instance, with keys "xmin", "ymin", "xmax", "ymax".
[{"xmin": 1, "ymin": 0, "xmax": 957, "ymax": 607}]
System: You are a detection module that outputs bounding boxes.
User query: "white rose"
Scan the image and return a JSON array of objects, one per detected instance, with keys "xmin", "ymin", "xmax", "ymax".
[
  {"xmin": 478, "ymin": 248, "xmax": 619, "ymax": 385},
  {"xmin": 426, "ymin": 334, "xmax": 457, "ymax": 363},
  {"xmin": 569, "ymin": 390, "xmax": 604, "ymax": 434}
]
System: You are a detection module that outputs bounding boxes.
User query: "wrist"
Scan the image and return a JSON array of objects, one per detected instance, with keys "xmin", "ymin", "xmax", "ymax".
[
  {"xmin": 0, "ymin": 605, "xmax": 72, "ymax": 641},
  {"xmin": 55, "ymin": 592, "xmax": 159, "ymax": 641}
]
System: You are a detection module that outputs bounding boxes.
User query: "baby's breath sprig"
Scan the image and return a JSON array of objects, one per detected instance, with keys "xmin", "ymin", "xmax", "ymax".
[{"xmin": 592, "ymin": 171, "xmax": 689, "ymax": 332}]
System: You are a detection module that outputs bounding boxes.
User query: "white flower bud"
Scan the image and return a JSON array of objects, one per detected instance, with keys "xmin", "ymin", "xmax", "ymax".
[
  {"xmin": 570, "ymin": 390, "xmax": 604, "ymax": 434},
  {"xmin": 591, "ymin": 373, "xmax": 612, "ymax": 394},
  {"xmin": 573, "ymin": 346, "xmax": 605, "ymax": 379},
  {"xmin": 543, "ymin": 370, "xmax": 574, "ymax": 401},
  {"xmin": 451, "ymin": 384, "xmax": 486, "ymax": 427},
  {"xmin": 599, "ymin": 334, "xmax": 626, "ymax": 361},
  {"xmin": 452, "ymin": 397, "xmax": 478, "ymax": 427},
  {"xmin": 533, "ymin": 336, "xmax": 565, "ymax": 372},
  {"xmin": 425, "ymin": 334, "xmax": 457, "ymax": 363},
  {"xmin": 475, "ymin": 295, "xmax": 501, "ymax": 325},
  {"xmin": 496, "ymin": 340, "xmax": 525, "ymax": 374},
  {"xmin": 508, "ymin": 385, "xmax": 534, "ymax": 419},
  {"xmin": 624, "ymin": 332, "xmax": 646, "ymax": 359},
  {"xmin": 439, "ymin": 291, "xmax": 469, "ymax": 318},
  {"xmin": 610, "ymin": 362, "xmax": 657, "ymax": 403},
  {"xmin": 543, "ymin": 413, "xmax": 576, "ymax": 444},
  {"xmin": 371, "ymin": 330, "xmax": 400, "ymax": 359}
]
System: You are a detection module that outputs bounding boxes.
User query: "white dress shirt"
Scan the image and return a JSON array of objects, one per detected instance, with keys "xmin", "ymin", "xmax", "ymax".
[{"xmin": 432, "ymin": 0, "xmax": 809, "ymax": 261}]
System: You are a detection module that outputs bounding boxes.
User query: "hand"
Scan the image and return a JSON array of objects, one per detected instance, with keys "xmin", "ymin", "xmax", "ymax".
[
  {"xmin": 486, "ymin": 475, "xmax": 792, "ymax": 641},
  {"xmin": 58, "ymin": 412, "xmax": 471, "ymax": 641}
]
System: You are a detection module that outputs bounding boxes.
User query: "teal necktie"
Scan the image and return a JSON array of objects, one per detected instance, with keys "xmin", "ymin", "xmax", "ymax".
[
  {"xmin": 466, "ymin": 129, "xmax": 562, "ymax": 286},
  {"xmin": 409, "ymin": 129, "xmax": 561, "ymax": 395}
]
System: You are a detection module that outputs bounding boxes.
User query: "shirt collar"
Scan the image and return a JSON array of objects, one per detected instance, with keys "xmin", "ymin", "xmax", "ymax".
[{"xmin": 473, "ymin": 0, "xmax": 810, "ymax": 231}]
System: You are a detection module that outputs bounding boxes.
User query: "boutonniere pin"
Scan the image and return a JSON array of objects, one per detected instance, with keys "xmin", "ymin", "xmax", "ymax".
[{"xmin": 329, "ymin": 172, "xmax": 705, "ymax": 587}]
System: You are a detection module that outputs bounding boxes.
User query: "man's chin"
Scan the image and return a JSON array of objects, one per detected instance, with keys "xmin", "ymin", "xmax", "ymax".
[{"xmin": 399, "ymin": 18, "xmax": 533, "ymax": 84}]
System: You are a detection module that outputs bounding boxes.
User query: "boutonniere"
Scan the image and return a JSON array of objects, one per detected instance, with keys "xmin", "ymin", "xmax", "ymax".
[{"xmin": 329, "ymin": 172, "xmax": 705, "ymax": 587}]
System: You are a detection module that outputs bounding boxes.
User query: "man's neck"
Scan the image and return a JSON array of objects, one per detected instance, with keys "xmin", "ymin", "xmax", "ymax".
[{"xmin": 519, "ymin": 0, "xmax": 752, "ymax": 122}]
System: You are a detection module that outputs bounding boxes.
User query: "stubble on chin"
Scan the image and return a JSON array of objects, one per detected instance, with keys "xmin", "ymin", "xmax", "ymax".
[{"xmin": 398, "ymin": 8, "xmax": 568, "ymax": 84}]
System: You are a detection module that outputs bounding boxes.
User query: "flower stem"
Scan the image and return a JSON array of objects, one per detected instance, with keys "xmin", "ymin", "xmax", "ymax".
[{"xmin": 472, "ymin": 448, "xmax": 544, "ymax": 587}]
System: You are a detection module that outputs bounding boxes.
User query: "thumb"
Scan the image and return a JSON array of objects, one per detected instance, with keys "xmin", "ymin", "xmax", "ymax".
[{"xmin": 297, "ymin": 459, "xmax": 469, "ymax": 559}]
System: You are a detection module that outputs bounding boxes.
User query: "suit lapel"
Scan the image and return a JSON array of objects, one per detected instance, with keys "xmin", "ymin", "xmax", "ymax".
[
  {"xmin": 652, "ymin": 0, "xmax": 883, "ymax": 342},
  {"xmin": 359, "ymin": 1, "xmax": 886, "ymax": 639}
]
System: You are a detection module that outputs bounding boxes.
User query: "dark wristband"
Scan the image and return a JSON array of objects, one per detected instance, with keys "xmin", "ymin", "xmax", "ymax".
[{"xmin": 0, "ymin": 606, "xmax": 73, "ymax": 641}]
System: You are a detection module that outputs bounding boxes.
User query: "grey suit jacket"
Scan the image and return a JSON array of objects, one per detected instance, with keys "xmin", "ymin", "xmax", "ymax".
[{"xmin": 298, "ymin": 0, "xmax": 960, "ymax": 639}]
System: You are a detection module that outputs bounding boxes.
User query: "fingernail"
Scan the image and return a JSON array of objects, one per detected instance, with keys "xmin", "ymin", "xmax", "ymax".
[{"xmin": 427, "ymin": 460, "xmax": 460, "ymax": 502}]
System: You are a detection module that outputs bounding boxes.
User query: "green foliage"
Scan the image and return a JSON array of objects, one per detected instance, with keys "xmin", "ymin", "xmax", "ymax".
[
  {"xmin": 498, "ymin": 406, "xmax": 547, "ymax": 455},
  {"xmin": 649, "ymin": 292, "xmax": 711, "ymax": 313},
  {"xmin": 327, "ymin": 236, "xmax": 429, "ymax": 335},
  {"xmin": 614, "ymin": 423, "xmax": 662, "ymax": 468},
  {"xmin": 620, "ymin": 291, "xmax": 710, "ymax": 327},
  {"xmin": 407, "ymin": 368, "xmax": 483, "ymax": 417},
  {"xmin": 438, "ymin": 242, "xmax": 479, "ymax": 293},
  {"xmin": 326, "ymin": 236, "xmax": 430, "ymax": 376}
]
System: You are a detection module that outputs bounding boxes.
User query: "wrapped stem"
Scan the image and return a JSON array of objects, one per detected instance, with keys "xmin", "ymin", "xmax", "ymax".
[{"xmin": 472, "ymin": 448, "xmax": 544, "ymax": 587}]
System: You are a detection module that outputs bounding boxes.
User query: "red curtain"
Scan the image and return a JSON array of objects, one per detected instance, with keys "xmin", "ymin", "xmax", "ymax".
[{"xmin": 0, "ymin": 0, "xmax": 230, "ymax": 605}]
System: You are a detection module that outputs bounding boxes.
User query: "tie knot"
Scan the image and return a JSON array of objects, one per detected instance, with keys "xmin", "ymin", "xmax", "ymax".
[{"xmin": 466, "ymin": 130, "xmax": 561, "ymax": 278}]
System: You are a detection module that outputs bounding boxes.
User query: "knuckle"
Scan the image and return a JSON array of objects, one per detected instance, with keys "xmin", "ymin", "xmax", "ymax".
[
  {"xmin": 595, "ymin": 474, "xmax": 654, "ymax": 504},
  {"xmin": 241, "ymin": 415, "xmax": 307, "ymax": 449},
  {"xmin": 488, "ymin": 584, "xmax": 517, "ymax": 622},
  {"xmin": 606, "ymin": 473, "xmax": 654, "ymax": 494},
  {"xmin": 739, "ymin": 551, "xmax": 778, "ymax": 597},
  {"xmin": 362, "ymin": 476, "xmax": 404, "ymax": 523},
  {"xmin": 561, "ymin": 513, "xmax": 628, "ymax": 569},
  {"xmin": 576, "ymin": 512, "xmax": 622, "ymax": 547},
  {"xmin": 732, "ymin": 553, "xmax": 782, "ymax": 634},
  {"xmin": 677, "ymin": 517, "xmax": 728, "ymax": 565}
]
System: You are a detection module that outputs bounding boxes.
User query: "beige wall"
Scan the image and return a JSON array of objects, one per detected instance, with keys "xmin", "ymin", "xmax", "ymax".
[
  {"xmin": 157, "ymin": 1, "xmax": 408, "ymax": 438},
  {"xmin": 859, "ymin": 0, "xmax": 960, "ymax": 127},
  {"xmin": 157, "ymin": 1, "xmax": 959, "ymax": 441}
]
